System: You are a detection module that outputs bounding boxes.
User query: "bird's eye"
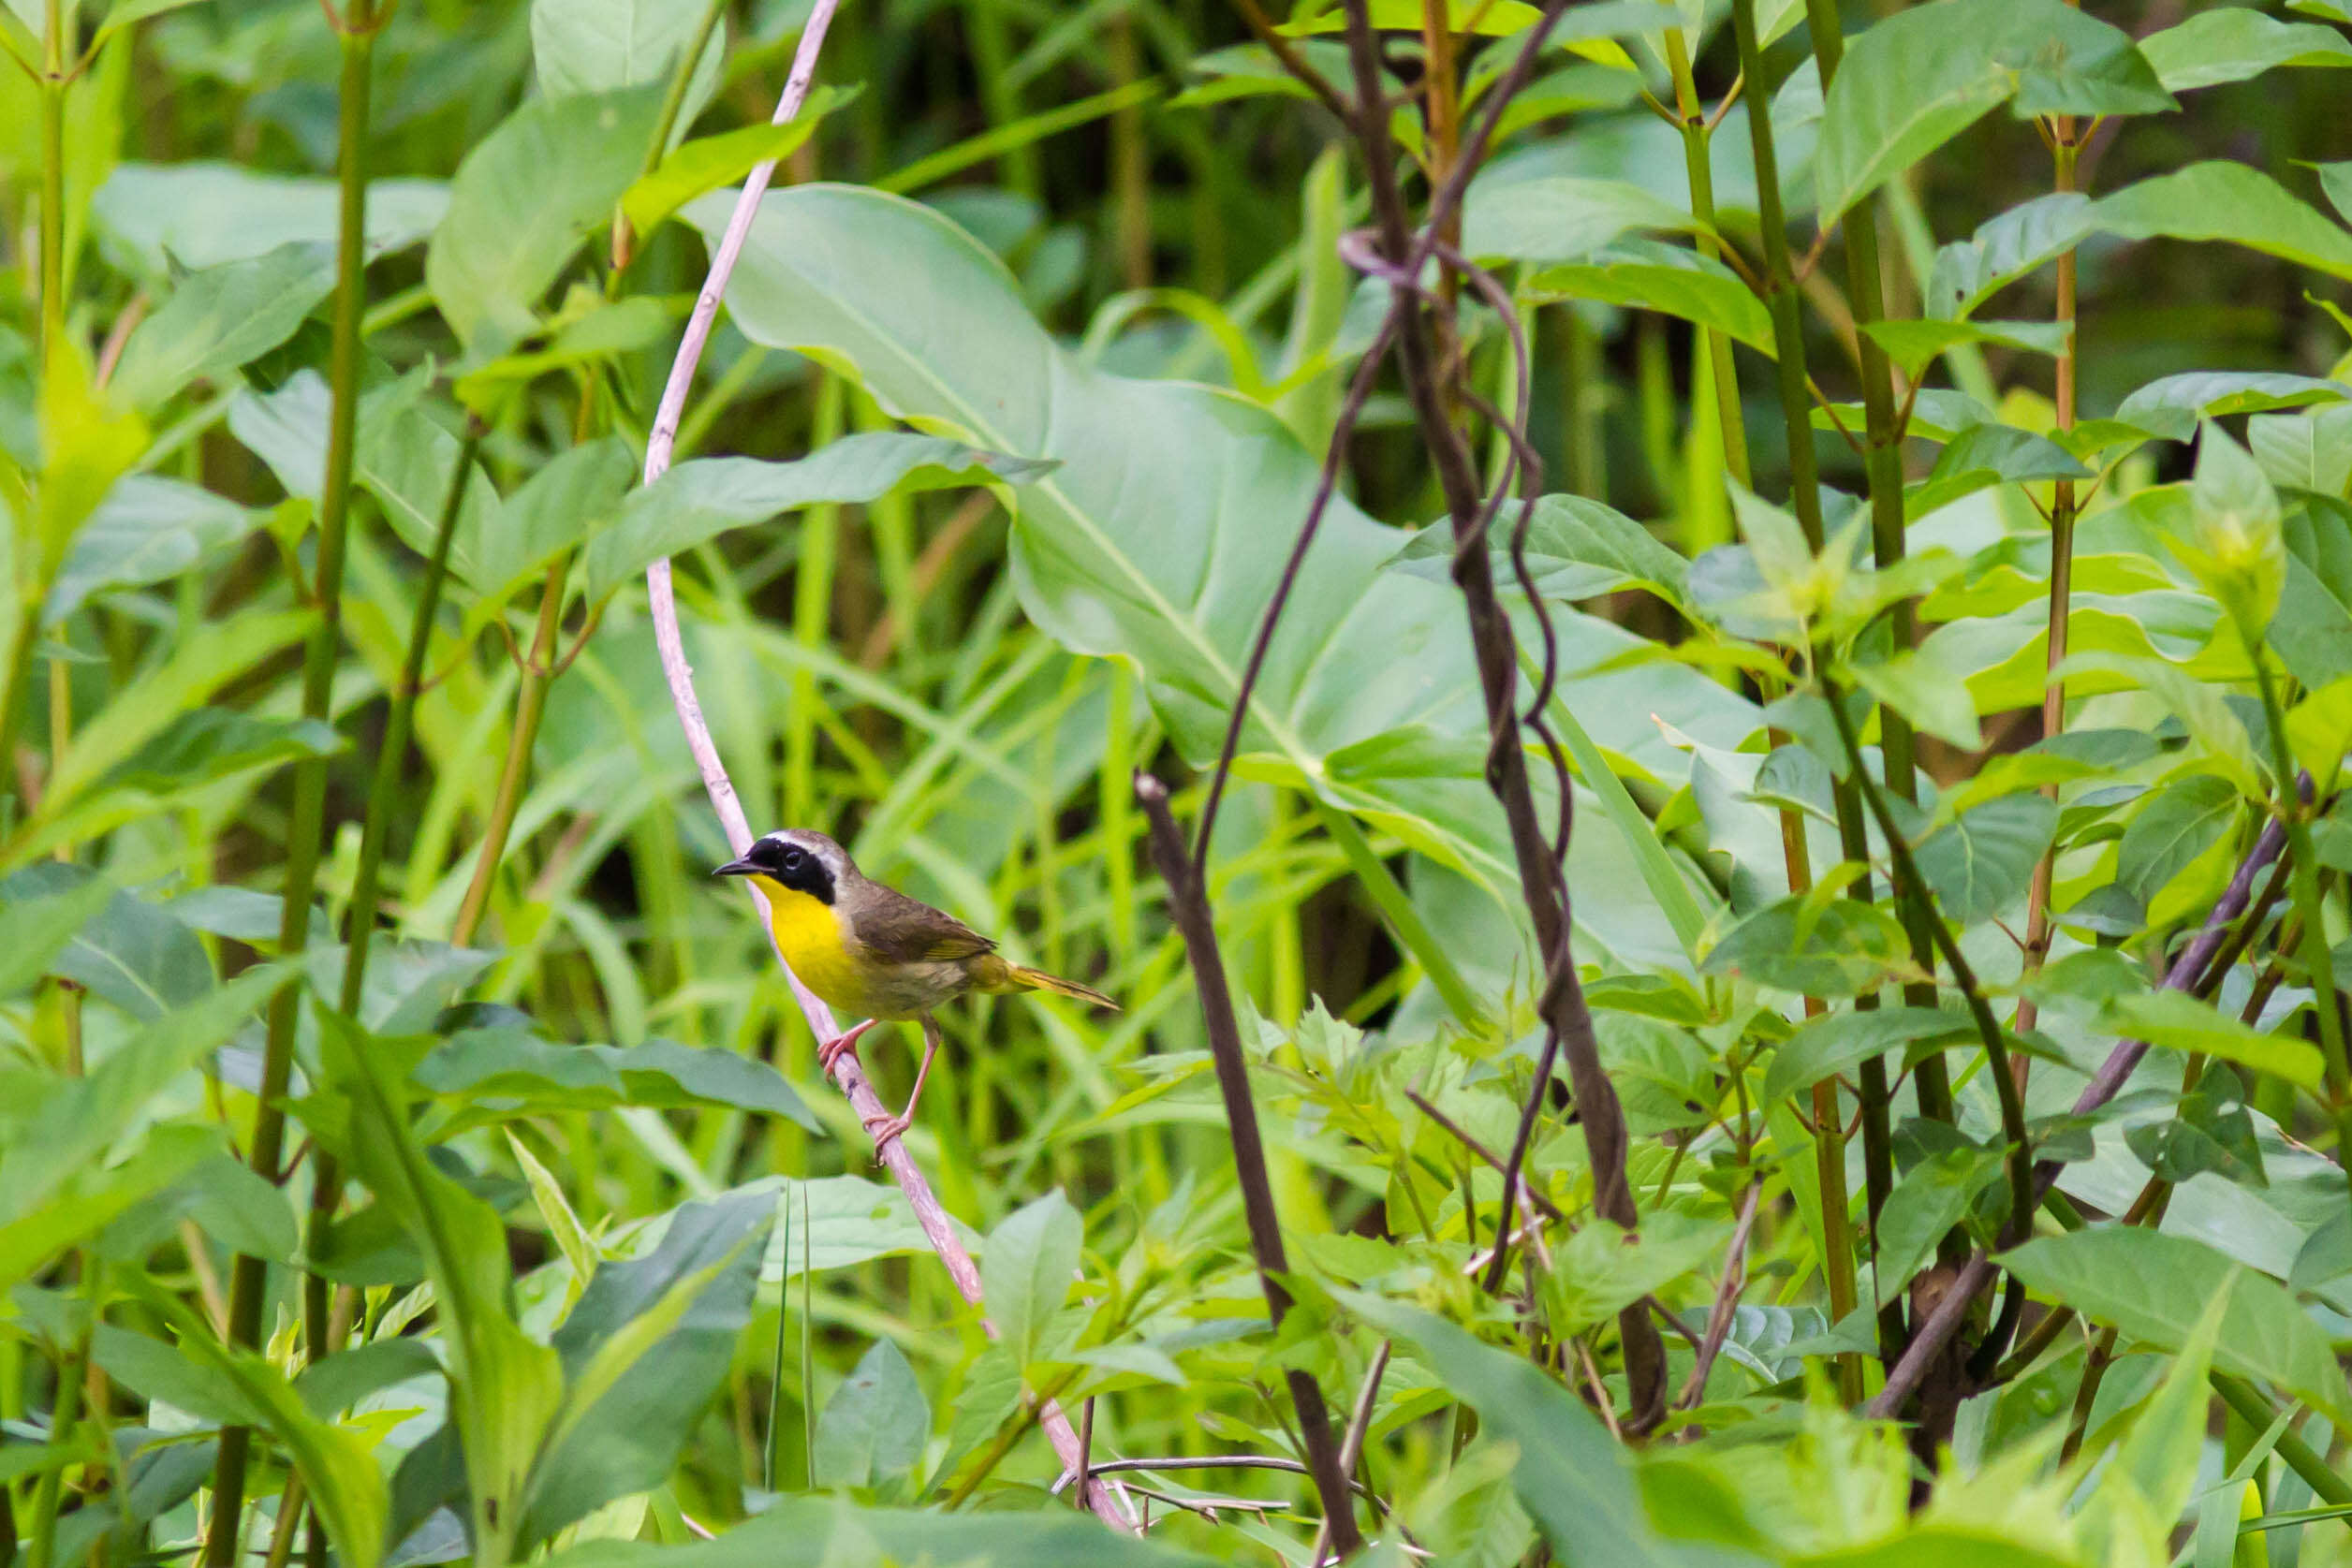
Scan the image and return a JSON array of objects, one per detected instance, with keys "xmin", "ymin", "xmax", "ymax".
[{"xmin": 778, "ymin": 847, "xmax": 804, "ymax": 871}]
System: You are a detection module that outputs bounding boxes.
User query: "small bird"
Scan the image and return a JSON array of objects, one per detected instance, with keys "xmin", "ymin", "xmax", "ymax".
[{"xmin": 714, "ymin": 828, "xmax": 1117, "ymax": 1150}]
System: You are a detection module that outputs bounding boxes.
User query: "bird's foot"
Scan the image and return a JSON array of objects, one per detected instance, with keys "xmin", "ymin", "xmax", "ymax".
[
  {"xmin": 816, "ymin": 1018, "xmax": 876, "ymax": 1074},
  {"xmin": 861, "ymin": 1109, "xmax": 913, "ymax": 1156}
]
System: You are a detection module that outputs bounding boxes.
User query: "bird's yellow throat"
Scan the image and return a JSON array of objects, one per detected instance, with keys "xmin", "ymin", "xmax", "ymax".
[{"xmin": 745, "ymin": 873, "xmax": 862, "ymax": 1005}]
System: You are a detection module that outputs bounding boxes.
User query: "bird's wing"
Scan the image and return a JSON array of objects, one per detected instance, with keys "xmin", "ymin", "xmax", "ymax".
[{"xmin": 854, "ymin": 885, "xmax": 996, "ymax": 964}]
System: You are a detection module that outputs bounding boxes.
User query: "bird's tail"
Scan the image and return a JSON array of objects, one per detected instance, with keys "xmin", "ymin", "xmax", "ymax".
[{"xmin": 996, "ymin": 962, "xmax": 1119, "ymax": 1011}]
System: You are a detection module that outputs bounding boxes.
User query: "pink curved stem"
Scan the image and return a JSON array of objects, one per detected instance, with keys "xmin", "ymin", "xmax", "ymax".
[{"xmin": 637, "ymin": 5, "xmax": 1136, "ymax": 1531}]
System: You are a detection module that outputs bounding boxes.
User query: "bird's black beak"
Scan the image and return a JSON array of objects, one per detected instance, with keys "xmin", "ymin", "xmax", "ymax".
[{"xmin": 713, "ymin": 857, "xmax": 760, "ymax": 878}]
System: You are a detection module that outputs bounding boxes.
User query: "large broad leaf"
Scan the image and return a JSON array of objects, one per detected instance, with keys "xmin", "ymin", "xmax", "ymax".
[
  {"xmin": 415, "ymin": 1029, "xmax": 820, "ymax": 1130},
  {"xmin": 521, "ymin": 1188, "xmax": 773, "ymax": 1548},
  {"xmin": 1461, "ymin": 176, "xmax": 1701, "ymax": 264},
  {"xmin": 43, "ymin": 476, "xmax": 260, "ymax": 626},
  {"xmin": 1926, "ymin": 192, "xmax": 2095, "ymax": 321},
  {"xmin": 1761, "ymin": 1005, "xmax": 1972, "ymax": 1105},
  {"xmin": 2138, "ymin": 8, "xmax": 2352, "ymax": 94},
  {"xmin": 2000, "ymin": 1227, "xmax": 2352, "ymax": 1427},
  {"xmin": 1389, "ymin": 492, "xmax": 1690, "ymax": 607},
  {"xmin": 109, "ymin": 242, "xmax": 334, "ymax": 412},
  {"xmin": 90, "ymin": 162, "xmax": 448, "ymax": 278},
  {"xmin": 2098, "ymin": 989, "xmax": 2326, "ymax": 1092},
  {"xmin": 981, "ymin": 1189, "xmax": 1081, "ymax": 1371},
  {"xmin": 0, "ymin": 873, "xmax": 115, "ymax": 1001},
  {"xmin": 760, "ymin": 1176, "xmax": 984, "ymax": 1283},
  {"xmin": 1912, "ymin": 792, "xmax": 2057, "ymax": 924},
  {"xmin": 1338, "ymin": 1292, "xmax": 1711, "ymax": 1567},
  {"xmin": 1523, "ymin": 239, "xmax": 1773, "ymax": 353},
  {"xmin": 426, "ymin": 86, "xmax": 664, "ymax": 354},
  {"xmin": 2275, "ymin": 493, "xmax": 2352, "ymax": 688},
  {"xmin": 812, "ymin": 1340, "xmax": 929, "ymax": 1490},
  {"xmin": 542, "ymin": 1501, "xmax": 1219, "ymax": 1568},
  {"xmin": 316, "ymin": 1012, "xmax": 564, "ymax": 1560},
  {"xmin": 582, "ymin": 437, "xmax": 1051, "ymax": 602},
  {"xmin": 1813, "ymin": 0, "xmax": 2168, "ymax": 225},
  {"xmin": 531, "ymin": 0, "xmax": 723, "ymax": 146},
  {"xmin": 1700, "ymin": 895, "xmax": 1914, "ymax": 997},
  {"xmin": 2094, "ymin": 162, "xmax": 2352, "ymax": 286},
  {"xmin": 696, "ymin": 184, "xmax": 1758, "ymax": 892}
]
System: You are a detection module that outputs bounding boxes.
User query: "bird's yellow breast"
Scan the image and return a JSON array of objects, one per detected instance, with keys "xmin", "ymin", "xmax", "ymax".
[{"xmin": 748, "ymin": 875, "xmax": 869, "ymax": 1012}]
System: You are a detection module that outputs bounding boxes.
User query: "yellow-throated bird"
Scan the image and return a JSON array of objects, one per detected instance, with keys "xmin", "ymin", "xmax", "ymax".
[{"xmin": 715, "ymin": 828, "xmax": 1116, "ymax": 1148}]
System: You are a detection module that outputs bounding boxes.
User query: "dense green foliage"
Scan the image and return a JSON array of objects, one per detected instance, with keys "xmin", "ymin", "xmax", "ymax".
[{"xmin": 9, "ymin": 0, "xmax": 2352, "ymax": 1563}]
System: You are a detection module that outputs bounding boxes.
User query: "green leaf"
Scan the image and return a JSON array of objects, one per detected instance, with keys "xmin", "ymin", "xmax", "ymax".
[
  {"xmin": 540, "ymin": 1501, "xmax": 1219, "ymax": 1568},
  {"xmin": 1908, "ymin": 421, "xmax": 2092, "ymax": 520},
  {"xmin": 582, "ymin": 436, "xmax": 1051, "ymax": 603},
  {"xmin": 2286, "ymin": 675, "xmax": 2352, "ymax": 783},
  {"xmin": 296, "ymin": 1339, "xmax": 441, "ymax": 1417},
  {"xmin": 1813, "ymin": 0, "xmax": 2168, "ymax": 226},
  {"xmin": 2115, "ymin": 372, "xmax": 2352, "ymax": 444},
  {"xmin": 1335, "ymin": 1291, "xmax": 1684, "ymax": 1566},
  {"xmin": 2116, "ymin": 773, "xmax": 2241, "ymax": 908},
  {"xmin": 123, "ymin": 1284, "xmax": 389, "ymax": 1568},
  {"xmin": 813, "ymin": 1339, "xmax": 930, "ymax": 1490},
  {"xmin": 2252, "ymin": 404, "xmax": 2352, "ymax": 498},
  {"xmin": 2126, "ymin": 1064, "xmax": 2266, "ymax": 1187},
  {"xmin": 416, "ymin": 1030, "xmax": 821, "ymax": 1131},
  {"xmin": 2100, "ymin": 989, "xmax": 2326, "ymax": 1091},
  {"xmin": 2000, "ymin": 1227, "xmax": 2352, "ymax": 1426},
  {"xmin": 1848, "ymin": 648, "xmax": 1985, "ymax": 749},
  {"xmin": 0, "ymin": 873, "xmax": 113, "ymax": 1000},
  {"xmin": 1389, "ymin": 493, "xmax": 1689, "ymax": 606},
  {"xmin": 620, "ymin": 111, "xmax": 828, "ymax": 238},
  {"xmin": 1762, "ymin": 1005, "xmax": 1973, "ymax": 1105},
  {"xmin": 522, "ymin": 1188, "xmax": 772, "ymax": 1547},
  {"xmin": 425, "ymin": 86, "xmax": 665, "ymax": 354},
  {"xmin": 0, "ymin": 964, "xmax": 284, "ymax": 1286},
  {"xmin": 2139, "ymin": 8, "xmax": 2352, "ymax": 94},
  {"xmin": 1700, "ymin": 894, "xmax": 1913, "ymax": 997},
  {"xmin": 981, "ymin": 1189, "xmax": 1081, "ymax": 1370},
  {"xmin": 2177, "ymin": 420, "xmax": 2286, "ymax": 640},
  {"xmin": 100, "ymin": 708, "xmax": 341, "ymax": 794},
  {"xmin": 1875, "ymin": 1146, "xmax": 2006, "ymax": 1306},
  {"xmin": 1523, "ymin": 239, "xmax": 1771, "ymax": 353},
  {"xmin": 317, "ymin": 1010, "xmax": 565, "ymax": 1559},
  {"xmin": 8, "ymin": 865, "xmax": 213, "ymax": 1020},
  {"xmin": 1862, "ymin": 317, "xmax": 2069, "ymax": 379},
  {"xmin": 110, "ymin": 242, "xmax": 334, "ymax": 412},
  {"xmin": 697, "ymin": 183, "xmax": 1761, "ymax": 892},
  {"xmin": 91, "ymin": 162, "xmax": 448, "ymax": 279},
  {"xmin": 1279, "ymin": 0, "xmax": 1544, "ymax": 36},
  {"xmin": 1461, "ymin": 175, "xmax": 1700, "ymax": 264},
  {"xmin": 42, "ymin": 476, "xmax": 258, "ymax": 626},
  {"xmin": 2274, "ymin": 493, "xmax": 2352, "ymax": 687},
  {"xmin": 532, "ymin": 0, "xmax": 724, "ymax": 122},
  {"xmin": 464, "ymin": 435, "xmax": 635, "ymax": 624},
  {"xmin": 1912, "ymin": 792, "xmax": 2057, "ymax": 924},
  {"xmin": 762, "ymin": 1176, "xmax": 984, "ymax": 1283},
  {"xmin": 1926, "ymin": 192, "xmax": 2094, "ymax": 321},
  {"xmin": 2095, "ymin": 162, "xmax": 2352, "ymax": 286},
  {"xmin": 1545, "ymin": 1214, "xmax": 1728, "ymax": 1335}
]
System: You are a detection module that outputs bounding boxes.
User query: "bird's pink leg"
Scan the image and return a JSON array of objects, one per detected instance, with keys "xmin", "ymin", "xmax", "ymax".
[
  {"xmin": 816, "ymin": 1017, "xmax": 876, "ymax": 1075},
  {"xmin": 862, "ymin": 1014, "xmax": 941, "ymax": 1155}
]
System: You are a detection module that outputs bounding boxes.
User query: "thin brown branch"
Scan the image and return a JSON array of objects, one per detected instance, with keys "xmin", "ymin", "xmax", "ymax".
[
  {"xmin": 1675, "ymin": 1183, "xmax": 1762, "ymax": 1410},
  {"xmin": 1136, "ymin": 772, "xmax": 1362, "ymax": 1555}
]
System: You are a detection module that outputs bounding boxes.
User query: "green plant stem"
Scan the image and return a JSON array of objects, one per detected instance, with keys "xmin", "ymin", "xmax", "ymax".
[
  {"xmin": 301, "ymin": 427, "xmax": 483, "ymax": 1365},
  {"xmin": 1730, "ymin": 0, "xmax": 1902, "ymax": 1359},
  {"xmin": 1660, "ymin": 27, "xmax": 1749, "ymax": 490},
  {"xmin": 5, "ymin": 0, "xmax": 70, "ymax": 826},
  {"xmin": 1801, "ymin": 0, "xmax": 1953, "ymax": 1130},
  {"xmin": 25, "ymin": 1299, "xmax": 89, "ymax": 1568},
  {"xmin": 206, "ymin": 15, "xmax": 378, "ymax": 1563},
  {"xmin": 451, "ymin": 557, "xmax": 567, "ymax": 947},
  {"xmin": 2211, "ymin": 1372, "xmax": 2352, "ymax": 1508},
  {"xmin": 1825, "ymin": 685, "xmax": 2036, "ymax": 1250},
  {"xmin": 1310, "ymin": 800, "xmax": 1483, "ymax": 1031},
  {"xmin": 2253, "ymin": 652, "xmax": 2352, "ymax": 1201},
  {"xmin": 610, "ymin": 0, "xmax": 728, "ymax": 271},
  {"xmin": 2017, "ymin": 130, "xmax": 2082, "ymax": 1038}
]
